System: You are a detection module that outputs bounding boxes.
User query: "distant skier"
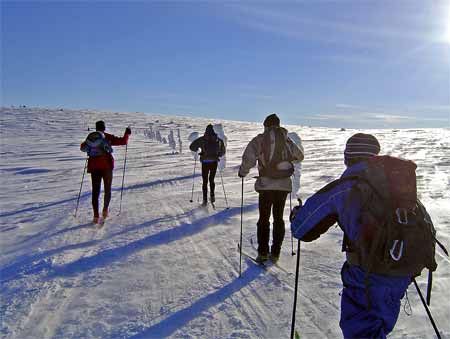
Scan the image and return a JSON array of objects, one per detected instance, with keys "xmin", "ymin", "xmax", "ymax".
[
  {"xmin": 168, "ymin": 130, "xmax": 176, "ymax": 154},
  {"xmin": 238, "ymin": 114, "xmax": 304, "ymax": 263},
  {"xmin": 290, "ymin": 133, "xmax": 440, "ymax": 339},
  {"xmin": 213, "ymin": 123, "xmax": 228, "ymax": 172},
  {"xmin": 80, "ymin": 120, "xmax": 131, "ymax": 223},
  {"xmin": 190, "ymin": 124, "xmax": 226, "ymax": 205}
]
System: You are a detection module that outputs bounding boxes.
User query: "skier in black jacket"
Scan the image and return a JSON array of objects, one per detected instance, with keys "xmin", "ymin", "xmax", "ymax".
[{"xmin": 190, "ymin": 124, "xmax": 226, "ymax": 205}]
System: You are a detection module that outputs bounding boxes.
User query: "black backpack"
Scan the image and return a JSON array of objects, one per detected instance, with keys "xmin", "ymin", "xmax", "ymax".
[
  {"xmin": 342, "ymin": 156, "xmax": 447, "ymax": 307},
  {"xmin": 85, "ymin": 132, "xmax": 112, "ymax": 157},
  {"xmin": 202, "ymin": 135, "xmax": 221, "ymax": 159},
  {"xmin": 259, "ymin": 127, "xmax": 294, "ymax": 178}
]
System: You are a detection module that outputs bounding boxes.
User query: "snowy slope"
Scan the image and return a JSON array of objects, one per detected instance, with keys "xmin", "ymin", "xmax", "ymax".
[{"xmin": 1, "ymin": 107, "xmax": 449, "ymax": 339}]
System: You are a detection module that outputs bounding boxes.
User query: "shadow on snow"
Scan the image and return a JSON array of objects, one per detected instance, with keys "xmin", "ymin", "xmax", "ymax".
[
  {"xmin": 48, "ymin": 204, "xmax": 257, "ymax": 278},
  {"xmin": 127, "ymin": 266, "xmax": 263, "ymax": 339},
  {"xmin": 0, "ymin": 174, "xmax": 201, "ymax": 218}
]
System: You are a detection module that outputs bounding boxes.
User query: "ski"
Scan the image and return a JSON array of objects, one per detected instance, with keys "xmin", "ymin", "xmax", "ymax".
[
  {"xmin": 237, "ymin": 243, "xmax": 292, "ymax": 275},
  {"xmin": 91, "ymin": 216, "xmax": 107, "ymax": 229},
  {"xmin": 247, "ymin": 238, "xmax": 293, "ymax": 275}
]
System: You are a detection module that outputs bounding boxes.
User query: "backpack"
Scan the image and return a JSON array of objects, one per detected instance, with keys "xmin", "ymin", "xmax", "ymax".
[
  {"xmin": 259, "ymin": 127, "xmax": 294, "ymax": 178},
  {"xmin": 202, "ymin": 135, "xmax": 221, "ymax": 159},
  {"xmin": 343, "ymin": 155, "xmax": 437, "ymax": 277},
  {"xmin": 342, "ymin": 156, "xmax": 443, "ymax": 307},
  {"xmin": 84, "ymin": 131, "xmax": 112, "ymax": 157}
]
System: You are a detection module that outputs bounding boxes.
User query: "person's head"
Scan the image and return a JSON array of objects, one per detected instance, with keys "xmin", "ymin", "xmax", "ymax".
[
  {"xmin": 344, "ymin": 133, "xmax": 380, "ymax": 167},
  {"xmin": 263, "ymin": 113, "xmax": 280, "ymax": 129},
  {"xmin": 95, "ymin": 120, "xmax": 106, "ymax": 132},
  {"xmin": 204, "ymin": 124, "xmax": 216, "ymax": 138}
]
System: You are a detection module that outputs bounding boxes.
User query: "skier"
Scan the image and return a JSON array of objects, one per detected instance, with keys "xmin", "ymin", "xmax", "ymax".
[
  {"xmin": 290, "ymin": 133, "xmax": 438, "ymax": 339},
  {"xmin": 189, "ymin": 124, "xmax": 226, "ymax": 205},
  {"xmin": 80, "ymin": 120, "xmax": 131, "ymax": 223},
  {"xmin": 238, "ymin": 114, "xmax": 304, "ymax": 263}
]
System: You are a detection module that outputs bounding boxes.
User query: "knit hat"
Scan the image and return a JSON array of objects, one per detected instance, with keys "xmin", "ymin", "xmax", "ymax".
[
  {"xmin": 95, "ymin": 120, "xmax": 106, "ymax": 132},
  {"xmin": 205, "ymin": 124, "xmax": 215, "ymax": 135},
  {"xmin": 263, "ymin": 114, "xmax": 280, "ymax": 127},
  {"xmin": 344, "ymin": 133, "xmax": 380, "ymax": 160}
]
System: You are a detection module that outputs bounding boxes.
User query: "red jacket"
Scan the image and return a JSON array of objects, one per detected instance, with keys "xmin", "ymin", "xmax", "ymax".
[{"xmin": 80, "ymin": 132, "xmax": 129, "ymax": 173}]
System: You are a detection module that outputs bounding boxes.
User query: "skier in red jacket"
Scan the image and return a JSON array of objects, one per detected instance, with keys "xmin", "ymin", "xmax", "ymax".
[{"xmin": 80, "ymin": 120, "xmax": 131, "ymax": 223}]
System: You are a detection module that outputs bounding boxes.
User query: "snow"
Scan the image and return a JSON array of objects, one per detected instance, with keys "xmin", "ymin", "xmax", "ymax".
[{"xmin": 1, "ymin": 107, "xmax": 449, "ymax": 339}]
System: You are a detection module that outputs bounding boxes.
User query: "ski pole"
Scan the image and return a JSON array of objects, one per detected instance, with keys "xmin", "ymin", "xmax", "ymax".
[
  {"xmin": 219, "ymin": 168, "xmax": 229, "ymax": 209},
  {"xmin": 239, "ymin": 177, "xmax": 244, "ymax": 277},
  {"xmin": 118, "ymin": 143, "xmax": 128, "ymax": 216},
  {"xmin": 189, "ymin": 156, "xmax": 197, "ymax": 202},
  {"xmin": 291, "ymin": 239, "xmax": 301, "ymax": 339},
  {"xmin": 290, "ymin": 192, "xmax": 295, "ymax": 256},
  {"xmin": 74, "ymin": 158, "xmax": 88, "ymax": 217},
  {"xmin": 413, "ymin": 279, "xmax": 441, "ymax": 339}
]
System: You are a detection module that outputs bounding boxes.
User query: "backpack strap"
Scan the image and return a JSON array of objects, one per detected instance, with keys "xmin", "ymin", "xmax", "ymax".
[{"xmin": 363, "ymin": 224, "xmax": 385, "ymax": 310}]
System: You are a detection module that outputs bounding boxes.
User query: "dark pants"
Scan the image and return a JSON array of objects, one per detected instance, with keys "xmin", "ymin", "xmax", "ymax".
[
  {"xmin": 257, "ymin": 190, "xmax": 288, "ymax": 256},
  {"xmin": 91, "ymin": 169, "xmax": 113, "ymax": 217},
  {"xmin": 201, "ymin": 161, "xmax": 218, "ymax": 201}
]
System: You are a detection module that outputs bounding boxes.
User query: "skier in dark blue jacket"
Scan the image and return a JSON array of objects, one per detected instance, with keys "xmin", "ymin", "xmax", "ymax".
[{"xmin": 291, "ymin": 133, "xmax": 411, "ymax": 339}]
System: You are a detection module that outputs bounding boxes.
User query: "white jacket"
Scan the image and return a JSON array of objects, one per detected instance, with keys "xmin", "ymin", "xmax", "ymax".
[{"xmin": 239, "ymin": 127, "xmax": 304, "ymax": 192}]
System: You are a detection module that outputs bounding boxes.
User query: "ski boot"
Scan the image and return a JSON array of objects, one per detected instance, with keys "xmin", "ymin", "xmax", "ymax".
[
  {"xmin": 270, "ymin": 252, "xmax": 280, "ymax": 263},
  {"xmin": 255, "ymin": 253, "xmax": 269, "ymax": 263}
]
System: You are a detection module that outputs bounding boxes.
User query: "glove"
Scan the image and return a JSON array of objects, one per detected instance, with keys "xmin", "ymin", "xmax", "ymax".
[
  {"xmin": 125, "ymin": 127, "xmax": 132, "ymax": 135},
  {"xmin": 238, "ymin": 169, "xmax": 246, "ymax": 178},
  {"xmin": 289, "ymin": 202, "xmax": 302, "ymax": 223}
]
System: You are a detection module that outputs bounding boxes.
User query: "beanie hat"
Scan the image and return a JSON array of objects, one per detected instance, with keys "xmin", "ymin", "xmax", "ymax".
[
  {"xmin": 344, "ymin": 133, "xmax": 380, "ymax": 160},
  {"xmin": 205, "ymin": 124, "xmax": 215, "ymax": 135},
  {"xmin": 263, "ymin": 114, "xmax": 280, "ymax": 127},
  {"xmin": 96, "ymin": 120, "xmax": 106, "ymax": 132}
]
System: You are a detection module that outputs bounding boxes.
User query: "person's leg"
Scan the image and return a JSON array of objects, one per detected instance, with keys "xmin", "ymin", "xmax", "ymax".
[
  {"xmin": 91, "ymin": 171, "xmax": 102, "ymax": 219},
  {"xmin": 201, "ymin": 162, "xmax": 209, "ymax": 203},
  {"xmin": 257, "ymin": 191, "xmax": 273, "ymax": 256},
  {"xmin": 209, "ymin": 162, "xmax": 218, "ymax": 202},
  {"xmin": 271, "ymin": 191, "xmax": 288, "ymax": 257},
  {"xmin": 340, "ymin": 263, "xmax": 405, "ymax": 339},
  {"xmin": 102, "ymin": 169, "xmax": 113, "ymax": 217}
]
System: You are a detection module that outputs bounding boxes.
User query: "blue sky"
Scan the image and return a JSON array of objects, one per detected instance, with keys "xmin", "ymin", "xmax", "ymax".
[{"xmin": 2, "ymin": 1, "xmax": 449, "ymax": 128}]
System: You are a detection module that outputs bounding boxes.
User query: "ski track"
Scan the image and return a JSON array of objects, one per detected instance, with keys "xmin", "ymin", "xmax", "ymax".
[{"xmin": 1, "ymin": 108, "xmax": 449, "ymax": 339}]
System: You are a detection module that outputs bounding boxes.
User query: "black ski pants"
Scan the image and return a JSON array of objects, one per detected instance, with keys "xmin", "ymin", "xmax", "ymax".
[
  {"xmin": 91, "ymin": 169, "xmax": 113, "ymax": 217},
  {"xmin": 257, "ymin": 190, "xmax": 289, "ymax": 256},
  {"xmin": 201, "ymin": 161, "xmax": 218, "ymax": 202}
]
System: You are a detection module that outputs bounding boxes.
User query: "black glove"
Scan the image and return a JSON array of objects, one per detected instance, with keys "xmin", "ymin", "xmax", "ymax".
[
  {"xmin": 289, "ymin": 200, "xmax": 303, "ymax": 222},
  {"xmin": 125, "ymin": 127, "xmax": 131, "ymax": 135}
]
